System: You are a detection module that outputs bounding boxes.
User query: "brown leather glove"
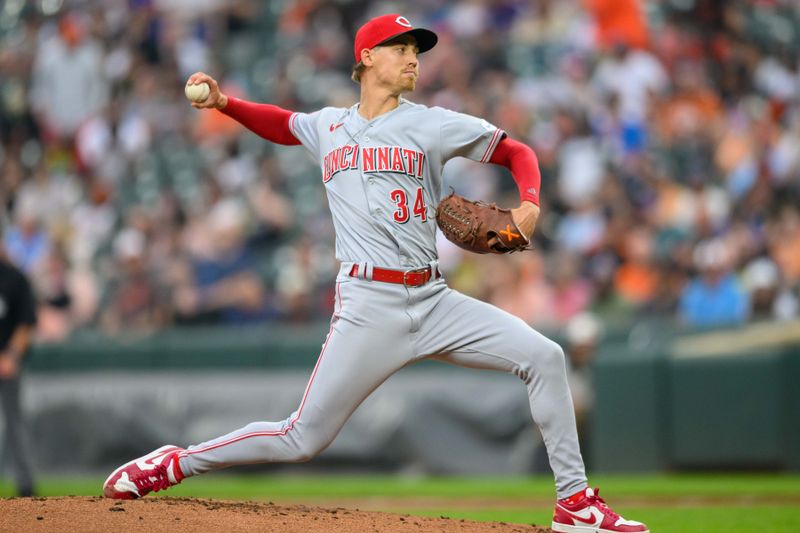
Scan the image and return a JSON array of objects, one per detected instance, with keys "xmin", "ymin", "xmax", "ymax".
[{"xmin": 435, "ymin": 192, "xmax": 530, "ymax": 254}]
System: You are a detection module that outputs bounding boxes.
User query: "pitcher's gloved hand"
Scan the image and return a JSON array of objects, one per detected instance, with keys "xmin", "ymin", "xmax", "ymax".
[{"xmin": 435, "ymin": 192, "xmax": 531, "ymax": 254}]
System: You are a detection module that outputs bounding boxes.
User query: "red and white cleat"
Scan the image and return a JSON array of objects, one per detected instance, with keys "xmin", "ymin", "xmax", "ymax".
[
  {"xmin": 103, "ymin": 445, "xmax": 185, "ymax": 499},
  {"xmin": 552, "ymin": 487, "xmax": 649, "ymax": 533}
]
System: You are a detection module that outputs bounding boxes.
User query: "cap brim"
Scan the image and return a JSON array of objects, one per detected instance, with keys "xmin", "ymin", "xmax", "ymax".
[{"xmin": 377, "ymin": 28, "xmax": 438, "ymax": 54}]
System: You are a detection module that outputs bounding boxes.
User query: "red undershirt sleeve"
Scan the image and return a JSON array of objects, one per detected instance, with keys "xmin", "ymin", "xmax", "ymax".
[
  {"xmin": 219, "ymin": 96, "xmax": 301, "ymax": 146},
  {"xmin": 487, "ymin": 136, "xmax": 541, "ymax": 206}
]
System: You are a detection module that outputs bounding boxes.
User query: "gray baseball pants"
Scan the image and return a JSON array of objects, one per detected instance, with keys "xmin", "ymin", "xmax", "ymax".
[
  {"xmin": 0, "ymin": 374, "xmax": 35, "ymax": 495},
  {"xmin": 179, "ymin": 262, "xmax": 588, "ymax": 499}
]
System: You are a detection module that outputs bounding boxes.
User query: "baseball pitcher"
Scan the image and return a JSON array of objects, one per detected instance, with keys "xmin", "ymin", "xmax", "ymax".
[{"xmin": 103, "ymin": 14, "xmax": 648, "ymax": 533}]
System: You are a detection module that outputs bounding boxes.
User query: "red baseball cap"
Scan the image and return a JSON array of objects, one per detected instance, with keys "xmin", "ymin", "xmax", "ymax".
[{"xmin": 353, "ymin": 14, "xmax": 438, "ymax": 63}]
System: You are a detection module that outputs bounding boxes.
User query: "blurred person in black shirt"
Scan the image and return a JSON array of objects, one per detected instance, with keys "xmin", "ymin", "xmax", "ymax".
[{"xmin": 0, "ymin": 229, "xmax": 37, "ymax": 497}]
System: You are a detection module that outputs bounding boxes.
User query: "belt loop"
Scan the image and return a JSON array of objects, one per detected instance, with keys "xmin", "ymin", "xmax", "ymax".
[
  {"xmin": 365, "ymin": 262, "xmax": 374, "ymax": 281},
  {"xmin": 428, "ymin": 260, "xmax": 439, "ymax": 279},
  {"xmin": 357, "ymin": 261, "xmax": 368, "ymax": 280}
]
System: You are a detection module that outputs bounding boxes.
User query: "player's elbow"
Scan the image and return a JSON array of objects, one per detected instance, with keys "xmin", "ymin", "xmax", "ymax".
[{"xmin": 507, "ymin": 137, "xmax": 537, "ymax": 163}]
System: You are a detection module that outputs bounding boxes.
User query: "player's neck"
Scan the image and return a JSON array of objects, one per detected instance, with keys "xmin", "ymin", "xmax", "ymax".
[{"xmin": 357, "ymin": 86, "xmax": 402, "ymax": 121}]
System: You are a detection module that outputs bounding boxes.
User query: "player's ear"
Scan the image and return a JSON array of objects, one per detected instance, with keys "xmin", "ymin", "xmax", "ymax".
[{"xmin": 361, "ymin": 47, "xmax": 374, "ymax": 67}]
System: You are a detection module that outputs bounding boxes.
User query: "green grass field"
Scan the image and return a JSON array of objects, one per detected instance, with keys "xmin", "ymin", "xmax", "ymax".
[{"xmin": 2, "ymin": 473, "xmax": 799, "ymax": 532}]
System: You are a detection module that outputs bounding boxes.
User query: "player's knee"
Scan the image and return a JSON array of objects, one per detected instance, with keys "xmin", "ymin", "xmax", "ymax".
[
  {"xmin": 292, "ymin": 436, "xmax": 330, "ymax": 463},
  {"xmin": 516, "ymin": 339, "xmax": 565, "ymax": 382},
  {"xmin": 538, "ymin": 341, "xmax": 567, "ymax": 377},
  {"xmin": 514, "ymin": 338, "xmax": 566, "ymax": 383},
  {"xmin": 292, "ymin": 442, "xmax": 318, "ymax": 462},
  {"xmin": 292, "ymin": 447, "xmax": 316, "ymax": 463}
]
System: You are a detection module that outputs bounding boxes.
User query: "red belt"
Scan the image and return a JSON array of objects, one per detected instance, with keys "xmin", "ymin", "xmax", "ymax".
[{"xmin": 349, "ymin": 264, "xmax": 440, "ymax": 287}]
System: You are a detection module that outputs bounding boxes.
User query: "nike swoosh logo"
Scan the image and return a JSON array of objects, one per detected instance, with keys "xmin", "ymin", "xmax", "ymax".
[
  {"xmin": 135, "ymin": 450, "xmax": 170, "ymax": 470},
  {"xmin": 115, "ymin": 472, "xmax": 140, "ymax": 496},
  {"xmin": 329, "ymin": 122, "xmax": 344, "ymax": 132},
  {"xmin": 558, "ymin": 505, "xmax": 602, "ymax": 525},
  {"xmin": 135, "ymin": 457, "xmax": 160, "ymax": 470}
]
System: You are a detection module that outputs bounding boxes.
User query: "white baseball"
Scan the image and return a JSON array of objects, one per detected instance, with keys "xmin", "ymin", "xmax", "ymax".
[{"xmin": 185, "ymin": 82, "xmax": 210, "ymax": 103}]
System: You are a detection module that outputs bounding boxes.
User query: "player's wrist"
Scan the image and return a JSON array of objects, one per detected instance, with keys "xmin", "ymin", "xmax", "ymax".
[
  {"xmin": 217, "ymin": 94, "xmax": 229, "ymax": 110},
  {"xmin": 519, "ymin": 201, "xmax": 540, "ymax": 218},
  {"xmin": 511, "ymin": 202, "xmax": 539, "ymax": 241}
]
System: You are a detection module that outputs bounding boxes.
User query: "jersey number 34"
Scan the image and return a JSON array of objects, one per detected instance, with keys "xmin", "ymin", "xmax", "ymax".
[{"xmin": 390, "ymin": 187, "xmax": 427, "ymax": 224}]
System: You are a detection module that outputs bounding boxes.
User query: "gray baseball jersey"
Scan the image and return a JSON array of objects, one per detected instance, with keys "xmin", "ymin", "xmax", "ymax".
[
  {"xmin": 288, "ymin": 98, "xmax": 504, "ymax": 267},
  {"xmin": 177, "ymin": 99, "xmax": 588, "ymax": 500}
]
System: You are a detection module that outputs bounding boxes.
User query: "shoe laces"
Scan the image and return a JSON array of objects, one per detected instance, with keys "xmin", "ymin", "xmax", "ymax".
[
  {"xmin": 587, "ymin": 487, "xmax": 620, "ymax": 522},
  {"xmin": 131, "ymin": 464, "xmax": 172, "ymax": 494}
]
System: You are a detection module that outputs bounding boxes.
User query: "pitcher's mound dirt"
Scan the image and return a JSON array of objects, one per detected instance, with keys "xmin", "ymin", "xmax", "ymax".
[{"xmin": 0, "ymin": 496, "xmax": 552, "ymax": 532}]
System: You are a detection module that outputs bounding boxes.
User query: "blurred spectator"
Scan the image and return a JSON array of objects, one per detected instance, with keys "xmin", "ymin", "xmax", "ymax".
[
  {"xmin": 592, "ymin": 41, "xmax": 668, "ymax": 127},
  {"xmin": 0, "ymin": 158, "xmax": 24, "ymax": 215},
  {"xmin": 4, "ymin": 201, "xmax": 51, "ymax": 277},
  {"xmin": 555, "ymin": 201, "xmax": 606, "ymax": 255},
  {"xmin": 555, "ymin": 111, "xmax": 606, "ymax": 209},
  {"xmin": 549, "ymin": 250, "xmax": 593, "ymax": 327},
  {"xmin": 174, "ymin": 198, "xmax": 275, "ymax": 325},
  {"xmin": 490, "ymin": 251, "xmax": 555, "ymax": 327},
  {"xmin": 34, "ymin": 246, "xmax": 74, "ymax": 342},
  {"xmin": 644, "ymin": 258, "xmax": 688, "ymax": 318},
  {"xmin": 767, "ymin": 205, "xmax": 800, "ymax": 287},
  {"xmin": 99, "ymin": 228, "xmax": 167, "ymax": 335},
  {"xmin": 679, "ymin": 239, "xmax": 749, "ymax": 328},
  {"xmin": 13, "ymin": 163, "xmax": 81, "ymax": 237},
  {"xmin": 273, "ymin": 236, "xmax": 338, "ymax": 322},
  {"xmin": 32, "ymin": 240, "xmax": 97, "ymax": 341},
  {"xmin": 243, "ymin": 160, "xmax": 295, "ymax": 247},
  {"xmin": 613, "ymin": 226, "xmax": 659, "ymax": 307},
  {"xmin": 585, "ymin": 0, "xmax": 649, "ymax": 50},
  {"xmin": 29, "ymin": 12, "xmax": 108, "ymax": 141},
  {"xmin": 68, "ymin": 178, "xmax": 116, "ymax": 269},
  {"xmin": 742, "ymin": 257, "xmax": 778, "ymax": 320}
]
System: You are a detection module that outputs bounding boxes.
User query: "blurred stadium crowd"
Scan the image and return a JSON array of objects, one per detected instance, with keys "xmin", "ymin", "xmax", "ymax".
[{"xmin": 1, "ymin": 0, "xmax": 799, "ymax": 342}]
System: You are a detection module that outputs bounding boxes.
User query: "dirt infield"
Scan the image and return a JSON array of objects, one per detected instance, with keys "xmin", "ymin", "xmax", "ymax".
[{"xmin": 0, "ymin": 496, "xmax": 552, "ymax": 532}]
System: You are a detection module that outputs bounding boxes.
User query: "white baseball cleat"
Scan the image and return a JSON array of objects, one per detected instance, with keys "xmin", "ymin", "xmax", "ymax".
[
  {"xmin": 552, "ymin": 487, "xmax": 649, "ymax": 533},
  {"xmin": 103, "ymin": 445, "xmax": 185, "ymax": 499}
]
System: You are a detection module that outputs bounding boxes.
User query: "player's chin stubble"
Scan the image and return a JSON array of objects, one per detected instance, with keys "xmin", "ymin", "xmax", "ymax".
[{"xmin": 401, "ymin": 74, "xmax": 417, "ymax": 92}]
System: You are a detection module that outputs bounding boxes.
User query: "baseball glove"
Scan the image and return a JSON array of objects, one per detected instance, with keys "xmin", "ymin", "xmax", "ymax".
[{"xmin": 435, "ymin": 192, "xmax": 529, "ymax": 254}]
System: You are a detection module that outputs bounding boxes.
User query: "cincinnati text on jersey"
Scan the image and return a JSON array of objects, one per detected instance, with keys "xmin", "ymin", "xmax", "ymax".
[{"xmin": 322, "ymin": 145, "xmax": 425, "ymax": 182}]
